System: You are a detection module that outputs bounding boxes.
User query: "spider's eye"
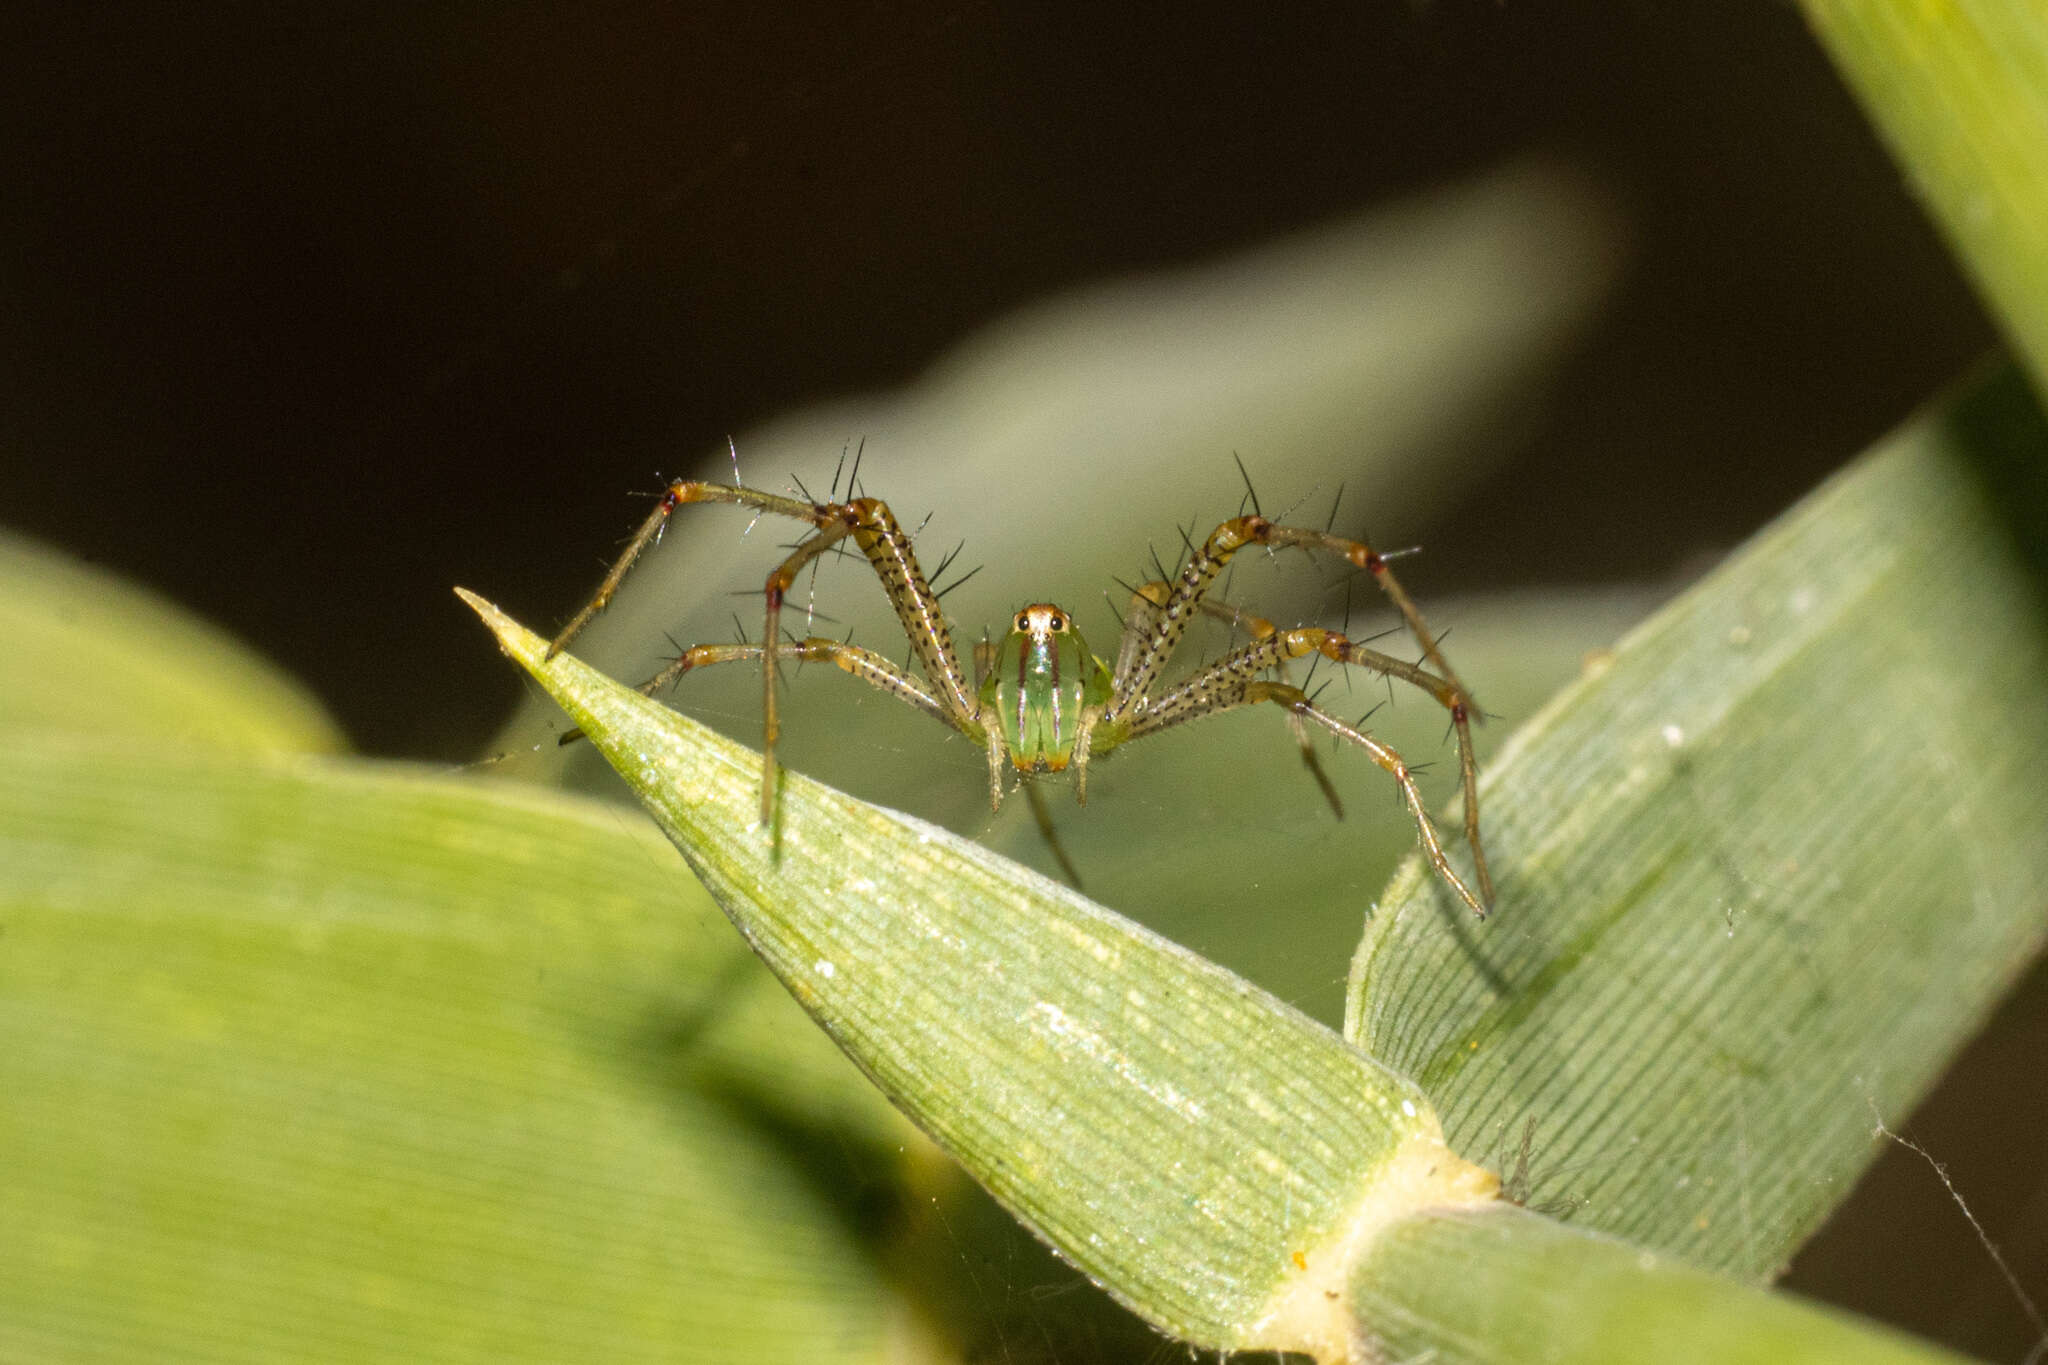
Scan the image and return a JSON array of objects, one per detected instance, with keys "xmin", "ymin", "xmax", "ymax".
[
  {"xmin": 1047, "ymin": 613, "xmax": 1065, "ymax": 631},
  {"xmin": 1015, "ymin": 614, "xmax": 1029, "ymax": 631}
]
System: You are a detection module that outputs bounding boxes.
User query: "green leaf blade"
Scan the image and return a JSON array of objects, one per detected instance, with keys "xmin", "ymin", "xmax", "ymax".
[
  {"xmin": 462, "ymin": 591, "xmax": 1500, "ymax": 1354},
  {"xmin": 0, "ymin": 531, "xmax": 345, "ymax": 753},
  {"xmin": 1351, "ymin": 1206, "xmax": 1974, "ymax": 1365},
  {"xmin": 1801, "ymin": 1, "xmax": 2048, "ymax": 395},
  {"xmin": 0, "ymin": 740, "xmax": 918, "ymax": 1364},
  {"xmin": 1350, "ymin": 365, "xmax": 2048, "ymax": 1279}
]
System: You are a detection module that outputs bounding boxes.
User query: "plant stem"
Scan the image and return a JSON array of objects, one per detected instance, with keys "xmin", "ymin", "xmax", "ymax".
[{"xmin": 1349, "ymin": 1203, "xmax": 1972, "ymax": 1365}]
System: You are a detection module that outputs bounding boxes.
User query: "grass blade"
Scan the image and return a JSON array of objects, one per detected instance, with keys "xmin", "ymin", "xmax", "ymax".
[
  {"xmin": 1800, "ymin": 1, "xmax": 2048, "ymax": 395},
  {"xmin": 1350, "ymin": 364, "xmax": 2048, "ymax": 1279},
  {"xmin": 1349, "ymin": 1204, "xmax": 1974, "ymax": 1365},
  {"xmin": 462, "ymin": 589, "xmax": 1501, "ymax": 1356},
  {"xmin": 0, "ymin": 739, "xmax": 923, "ymax": 1363},
  {"xmin": 0, "ymin": 531, "xmax": 343, "ymax": 752}
]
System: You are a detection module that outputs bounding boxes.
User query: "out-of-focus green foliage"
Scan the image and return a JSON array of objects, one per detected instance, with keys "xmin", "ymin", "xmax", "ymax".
[{"xmin": 1803, "ymin": 1, "xmax": 2048, "ymax": 394}]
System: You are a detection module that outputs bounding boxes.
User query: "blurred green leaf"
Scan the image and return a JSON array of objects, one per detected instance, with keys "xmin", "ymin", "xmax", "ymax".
[
  {"xmin": 0, "ymin": 531, "xmax": 344, "ymax": 752},
  {"xmin": 1352, "ymin": 364, "xmax": 2048, "ymax": 1280},
  {"xmin": 1801, "ymin": 1, "xmax": 2048, "ymax": 395},
  {"xmin": 0, "ymin": 739, "xmax": 933, "ymax": 1364}
]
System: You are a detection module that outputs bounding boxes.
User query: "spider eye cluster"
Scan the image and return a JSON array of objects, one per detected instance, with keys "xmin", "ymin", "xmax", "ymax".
[{"xmin": 1015, "ymin": 605, "xmax": 1069, "ymax": 634}]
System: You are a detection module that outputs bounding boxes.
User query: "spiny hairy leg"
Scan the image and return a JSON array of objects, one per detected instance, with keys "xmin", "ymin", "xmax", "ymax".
[
  {"xmin": 1115, "ymin": 667, "xmax": 1483, "ymax": 913},
  {"xmin": 1278, "ymin": 626, "xmax": 1490, "ymax": 905},
  {"xmin": 1120, "ymin": 581, "xmax": 1342, "ymax": 817},
  {"xmin": 758, "ymin": 528, "xmax": 858, "ymax": 821},
  {"xmin": 555, "ymin": 637, "xmax": 955, "ymax": 747},
  {"xmin": 1108, "ymin": 518, "xmax": 1491, "ymax": 906},
  {"xmin": 548, "ymin": 480, "xmax": 979, "ymax": 824},
  {"xmin": 1229, "ymin": 520, "xmax": 1489, "ymax": 908},
  {"xmin": 1119, "ymin": 584, "xmax": 1491, "ymax": 912},
  {"xmin": 1110, "ymin": 516, "xmax": 1476, "ymax": 714},
  {"xmin": 1276, "ymin": 686, "xmax": 1486, "ymax": 917},
  {"xmin": 547, "ymin": 481, "xmax": 827, "ymax": 662}
]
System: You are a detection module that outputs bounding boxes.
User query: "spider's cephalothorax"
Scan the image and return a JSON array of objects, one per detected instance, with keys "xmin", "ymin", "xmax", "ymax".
[
  {"xmin": 547, "ymin": 479, "xmax": 1495, "ymax": 916},
  {"xmin": 980, "ymin": 605, "xmax": 1113, "ymax": 774}
]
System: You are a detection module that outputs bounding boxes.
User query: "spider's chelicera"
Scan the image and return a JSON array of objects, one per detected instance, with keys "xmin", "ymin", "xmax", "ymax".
[{"xmin": 549, "ymin": 479, "xmax": 1493, "ymax": 916}]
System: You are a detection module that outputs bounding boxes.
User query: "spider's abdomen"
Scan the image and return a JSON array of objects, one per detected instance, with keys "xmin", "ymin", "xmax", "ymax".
[{"xmin": 980, "ymin": 604, "xmax": 1112, "ymax": 772}]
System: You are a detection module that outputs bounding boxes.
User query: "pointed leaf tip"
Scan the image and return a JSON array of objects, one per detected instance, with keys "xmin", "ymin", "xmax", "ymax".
[
  {"xmin": 463, "ymin": 592, "xmax": 1500, "ymax": 1353},
  {"xmin": 456, "ymin": 587, "xmax": 531, "ymax": 660}
]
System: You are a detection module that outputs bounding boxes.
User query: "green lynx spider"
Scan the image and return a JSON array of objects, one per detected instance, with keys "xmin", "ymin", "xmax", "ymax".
[{"xmin": 548, "ymin": 478, "xmax": 1494, "ymax": 915}]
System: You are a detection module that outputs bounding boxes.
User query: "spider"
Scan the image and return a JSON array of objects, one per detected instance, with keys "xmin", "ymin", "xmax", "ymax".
[{"xmin": 547, "ymin": 477, "xmax": 1494, "ymax": 916}]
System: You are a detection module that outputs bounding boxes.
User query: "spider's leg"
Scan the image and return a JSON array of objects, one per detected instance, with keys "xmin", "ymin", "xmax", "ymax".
[
  {"xmin": 553, "ymin": 481, "xmax": 975, "ymax": 714},
  {"xmin": 1257, "ymin": 520, "xmax": 1488, "ymax": 905},
  {"xmin": 1120, "ymin": 629, "xmax": 1486, "ymax": 915},
  {"xmin": 1279, "ymin": 688, "xmax": 1482, "ymax": 915},
  {"xmin": 1022, "ymin": 779, "xmax": 1084, "ymax": 889},
  {"xmin": 827, "ymin": 494, "xmax": 1007, "ymax": 803},
  {"xmin": 1121, "ymin": 580, "xmax": 1342, "ymax": 817},
  {"xmin": 548, "ymin": 495, "xmax": 674, "ymax": 660},
  {"xmin": 985, "ymin": 727, "xmax": 1007, "ymax": 811},
  {"xmin": 832, "ymin": 496, "xmax": 977, "ymax": 720},
  {"xmin": 548, "ymin": 481, "xmax": 827, "ymax": 661},
  {"xmin": 556, "ymin": 637, "xmax": 955, "ymax": 747},
  {"xmin": 1106, "ymin": 513, "xmax": 1490, "ymax": 907},
  {"xmin": 1311, "ymin": 637, "xmax": 1487, "ymax": 904},
  {"xmin": 763, "ymin": 525, "xmax": 860, "ymax": 822},
  {"xmin": 549, "ymin": 480, "xmax": 981, "ymax": 821}
]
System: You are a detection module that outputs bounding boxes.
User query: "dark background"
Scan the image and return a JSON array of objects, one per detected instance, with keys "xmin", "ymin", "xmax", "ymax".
[{"xmin": 5, "ymin": 2, "xmax": 2038, "ymax": 1359}]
